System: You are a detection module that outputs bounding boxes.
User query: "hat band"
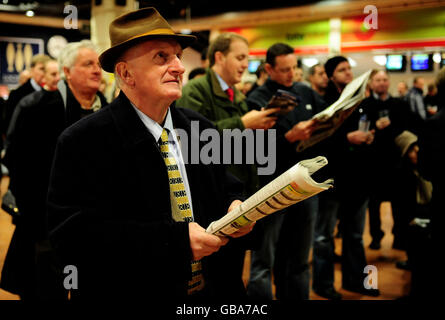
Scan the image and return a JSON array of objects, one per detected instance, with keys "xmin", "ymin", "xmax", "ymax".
[{"xmin": 125, "ymin": 28, "xmax": 177, "ymax": 43}]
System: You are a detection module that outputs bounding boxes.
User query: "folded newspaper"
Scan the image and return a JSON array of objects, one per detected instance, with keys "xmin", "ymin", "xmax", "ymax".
[
  {"xmin": 206, "ymin": 156, "xmax": 333, "ymax": 236},
  {"xmin": 265, "ymin": 89, "xmax": 299, "ymax": 116},
  {"xmin": 296, "ymin": 69, "xmax": 372, "ymax": 152}
]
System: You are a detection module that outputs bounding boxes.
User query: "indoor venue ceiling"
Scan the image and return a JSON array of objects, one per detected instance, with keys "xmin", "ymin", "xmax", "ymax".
[{"xmin": 0, "ymin": 0, "xmax": 324, "ymax": 20}]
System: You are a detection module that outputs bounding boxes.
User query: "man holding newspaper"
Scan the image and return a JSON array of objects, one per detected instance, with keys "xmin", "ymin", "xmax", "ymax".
[{"xmin": 45, "ymin": 8, "xmax": 255, "ymax": 300}]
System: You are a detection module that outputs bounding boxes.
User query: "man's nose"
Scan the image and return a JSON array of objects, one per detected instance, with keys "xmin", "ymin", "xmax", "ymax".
[
  {"xmin": 93, "ymin": 62, "xmax": 101, "ymax": 74},
  {"xmin": 171, "ymin": 56, "xmax": 185, "ymax": 74}
]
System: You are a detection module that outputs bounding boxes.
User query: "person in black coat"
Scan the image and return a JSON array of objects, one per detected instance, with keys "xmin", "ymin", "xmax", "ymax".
[
  {"xmin": 0, "ymin": 40, "xmax": 107, "ymax": 299},
  {"xmin": 45, "ymin": 8, "xmax": 255, "ymax": 301},
  {"xmin": 245, "ymin": 43, "xmax": 325, "ymax": 300},
  {"xmin": 417, "ymin": 67, "xmax": 445, "ymax": 300},
  {"xmin": 2, "ymin": 54, "xmax": 50, "ymax": 135},
  {"xmin": 360, "ymin": 70, "xmax": 410, "ymax": 250},
  {"xmin": 316, "ymin": 56, "xmax": 380, "ymax": 297}
]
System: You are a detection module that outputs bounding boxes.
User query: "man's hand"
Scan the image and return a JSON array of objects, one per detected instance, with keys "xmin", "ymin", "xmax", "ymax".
[
  {"xmin": 241, "ymin": 108, "xmax": 279, "ymax": 130},
  {"xmin": 285, "ymin": 119, "xmax": 317, "ymax": 143},
  {"xmin": 347, "ymin": 129, "xmax": 375, "ymax": 145},
  {"xmin": 225, "ymin": 199, "xmax": 255, "ymax": 239},
  {"xmin": 189, "ymin": 222, "xmax": 229, "ymax": 261}
]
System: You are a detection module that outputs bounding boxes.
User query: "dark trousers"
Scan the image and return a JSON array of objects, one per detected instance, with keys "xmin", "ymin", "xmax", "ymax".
[
  {"xmin": 312, "ymin": 191, "xmax": 339, "ymax": 291},
  {"xmin": 367, "ymin": 195, "xmax": 385, "ymax": 243},
  {"xmin": 339, "ymin": 195, "xmax": 369, "ymax": 288},
  {"xmin": 274, "ymin": 196, "xmax": 318, "ymax": 300},
  {"xmin": 247, "ymin": 212, "xmax": 285, "ymax": 300}
]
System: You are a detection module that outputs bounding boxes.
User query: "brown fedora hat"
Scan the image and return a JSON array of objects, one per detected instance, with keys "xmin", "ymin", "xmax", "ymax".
[{"xmin": 99, "ymin": 7, "xmax": 196, "ymax": 73}]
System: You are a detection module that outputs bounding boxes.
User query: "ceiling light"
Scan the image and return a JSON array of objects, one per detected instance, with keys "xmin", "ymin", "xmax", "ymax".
[
  {"xmin": 373, "ymin": 55, "xmax": 387, "ymax": 66},
  {"xmin": 348, "ymin": 57, "xmax": 357, "ymax": 67},
  {"xmin": 302, "ymin": 58, "xmax": 319, "ymax": 68},
  {"xmin": 433, "ymin": 52, "xmax": 441, "ymax": 64},
  {"xmin": 25, "ymin": 10, "xmax": 34, "ymax": 17}
]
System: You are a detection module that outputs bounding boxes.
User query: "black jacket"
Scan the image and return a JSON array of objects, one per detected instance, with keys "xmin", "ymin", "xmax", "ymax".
[
  {"xmin": 2, "ymin": 79, "xmax": 36, "ymax": 135},
  {"xmin": 246, "ymin": 79, "xmax": 327, "ymax": 182},
  {"xmin": 359, "ymin": 94, "xmax": 411, "ymax": 197},
  {"xmin": 0, "ymin": 83, "xmax": 107, "ymax": 297},
  {"xmin": 46, "ymin": 92, "xmax": 250, "ymax": 300}
]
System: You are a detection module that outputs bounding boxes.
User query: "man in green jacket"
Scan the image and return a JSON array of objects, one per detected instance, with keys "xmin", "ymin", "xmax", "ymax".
[{"xmin": 177, "ymin": 32, "xmax": 278, "ymax": 197}]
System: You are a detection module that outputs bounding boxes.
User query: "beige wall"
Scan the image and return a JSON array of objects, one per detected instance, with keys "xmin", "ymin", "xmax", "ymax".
[{"xmin": 182, "ymin": 48, "xmax": 203, "ymax": 85}]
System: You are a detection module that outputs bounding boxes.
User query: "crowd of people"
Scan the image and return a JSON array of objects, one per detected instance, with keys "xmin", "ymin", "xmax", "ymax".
[{"xmin": 0, "ymin": 7, "xmax": 443, "ymax": 301}]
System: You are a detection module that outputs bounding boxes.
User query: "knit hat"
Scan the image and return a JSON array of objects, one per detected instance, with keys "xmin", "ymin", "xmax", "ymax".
[
  {"xmin": 324, "ymin": 56, "xmax": 348, "ymax": 78},
  {"xmin": 394, "ymin": 130, "xmax": 418, "ymax": 157}
]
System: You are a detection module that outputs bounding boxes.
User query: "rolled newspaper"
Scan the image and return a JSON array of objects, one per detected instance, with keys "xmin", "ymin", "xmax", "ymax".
[{"xmin": 206, "ymin": 156, "xmax": 333, "ymax": 236}]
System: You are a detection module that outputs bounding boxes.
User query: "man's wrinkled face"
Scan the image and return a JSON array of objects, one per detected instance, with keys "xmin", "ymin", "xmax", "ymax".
[
  {"xmin": 65, "ymin": 48, "xmax": 102, "ymax": 93},
  {"xmin": 122, "ymin": 39, "xmax": 186, "ymax": 102},
  {"xmin": 268, "ymin": 53, "xmax": 298, "ymax": 87}
]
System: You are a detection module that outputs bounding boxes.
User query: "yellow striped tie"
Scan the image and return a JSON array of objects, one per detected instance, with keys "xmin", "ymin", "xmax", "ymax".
[{"xmin": 159, "ymin": 128, "xmax": 204, "ymax": 295}]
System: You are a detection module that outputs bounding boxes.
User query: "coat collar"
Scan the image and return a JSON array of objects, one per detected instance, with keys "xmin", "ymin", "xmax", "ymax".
[
  {"xmin": 109, "ymin": 91, "xmax": 192, "ymax": 150},
  {"xmin": 208, "ymin": 68, "xmax": 245, "ymax": 103}
]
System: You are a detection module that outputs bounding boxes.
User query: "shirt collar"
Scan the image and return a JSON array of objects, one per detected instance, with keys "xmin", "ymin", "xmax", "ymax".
[
  {"xmin": 131, "ymin": 103, "xmax": 174, "ymax": 143},
  {"xmin": 30, "ymin": 78, "xmax": 42, "ymax": 91},
  {"xmin": 373, "ymin": 91, "xmax": 391, "ymax": 101},
  {"xmin": 214, "ymin": 71, "xmax": 230, "ymax": 92}
]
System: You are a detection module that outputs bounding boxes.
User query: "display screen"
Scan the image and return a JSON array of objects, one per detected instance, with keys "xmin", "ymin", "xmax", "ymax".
[
  {"xmin": 248, "ymin": 59, "xmax": 262, "ymax": 73},
  {"xmin": 411, "ymin": 54, "xmax": 432, "ymax": 71},
  {"xmin": 386, "ymin": 55, "xmax": 406, "ymax": 71}
]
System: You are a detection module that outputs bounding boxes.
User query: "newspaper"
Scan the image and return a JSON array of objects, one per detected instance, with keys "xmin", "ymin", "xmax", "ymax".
[
  {"xmin": 266, "ymin": 89, "xmax": 299, "ymax": 116},
  {"xmin": 296, "ymin": 70, "xmax": 372, "ymax": 152},
  {"xmin": 206, "ymin": 156, "xmax": 333, "ymax": 236}
]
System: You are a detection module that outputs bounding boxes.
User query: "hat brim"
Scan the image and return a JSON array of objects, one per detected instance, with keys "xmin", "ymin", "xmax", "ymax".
[{"xmin": 99, "ymin": 33, "xmax": 196, "ymax": 73}]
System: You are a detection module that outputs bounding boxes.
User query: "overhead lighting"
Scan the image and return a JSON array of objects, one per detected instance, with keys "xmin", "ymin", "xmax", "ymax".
[
  {"xmin": 348, "ymin": 57, "xmax": 357, "ymax": 67},
  {"xmin": 3, "ymin": 0, "xmax": 9, "ymax": 5},
  {"xmin": 433, "ymin": 52, "xmax": 441, "ymax": 64},
  {"xmin": 373, "ymin": 55, "xmax": 387, "ymax": 66},
  {"xmin": 302, "ymin": 58, "xmax": 319, "ymax": 68},
  {"xmin": 25, "ymin": 10, "xmax": 34, "ymax": 17}
]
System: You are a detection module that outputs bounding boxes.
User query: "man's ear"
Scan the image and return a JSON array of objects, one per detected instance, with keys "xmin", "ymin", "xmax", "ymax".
[
  {"xmin": 264, "ymin": 63, "xmax": 273, "ymax": 76},
  {"xmin": 63, "ymin": 66, "xmax": 71, "ymax": 80},
  {"xmin": 115, "ymin": 62, "xmax": 134, "ymax": 87},
  {"xmin": 214, "ymin": 51, "xmax": 225, "ymax": 65}
]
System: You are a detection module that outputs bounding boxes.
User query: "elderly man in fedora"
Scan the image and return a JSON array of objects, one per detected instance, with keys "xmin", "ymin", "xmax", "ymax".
[{"xmin": 46, "ymin": 7, "xmax": 254, "ymax": 300}]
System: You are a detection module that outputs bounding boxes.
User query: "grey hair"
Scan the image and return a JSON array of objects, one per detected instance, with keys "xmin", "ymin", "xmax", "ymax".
[{"xmin": 58, "ymin": 40, "xmax": 99, "ymax": 80}]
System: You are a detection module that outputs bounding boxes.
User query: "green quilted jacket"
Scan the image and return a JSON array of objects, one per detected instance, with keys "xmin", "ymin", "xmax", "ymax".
[{"xmin": 177, "ymin": 68, "xmax": 259, "ymax": 196}]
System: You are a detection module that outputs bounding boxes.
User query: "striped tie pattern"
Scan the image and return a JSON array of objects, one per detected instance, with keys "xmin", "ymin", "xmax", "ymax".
[{"xmin": 159, "ymin": 128, "xmax": 204, "ymax": 295}]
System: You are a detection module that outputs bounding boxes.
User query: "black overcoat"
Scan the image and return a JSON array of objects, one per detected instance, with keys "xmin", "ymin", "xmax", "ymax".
[
  {"xmin": 0, "ymin": 84, "xmax": 107, "ymax": 297},
  {"xmin": 46, "ymin": 92, "xmax": 249, "ymax": 300}
]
